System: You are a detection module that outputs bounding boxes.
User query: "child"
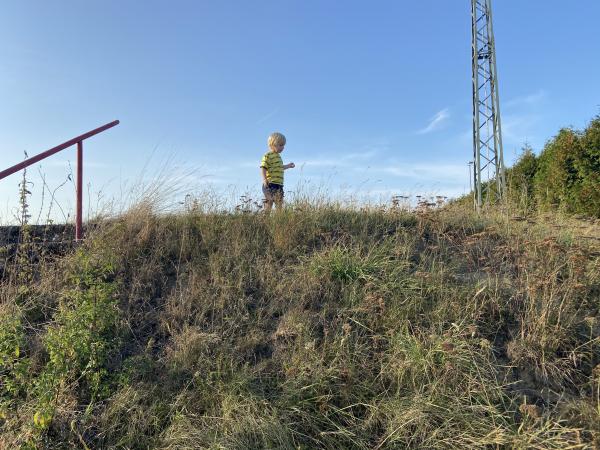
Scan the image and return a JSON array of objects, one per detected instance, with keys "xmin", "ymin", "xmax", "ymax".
[{"xmin": 260, "ymin": 132, "xmax": 295, "ymax": 213}]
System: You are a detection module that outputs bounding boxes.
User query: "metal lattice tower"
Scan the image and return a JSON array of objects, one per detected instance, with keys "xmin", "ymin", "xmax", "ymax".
[{"xmin": 471, "ymin": 0, "xmax": 505, "ymax": 209}]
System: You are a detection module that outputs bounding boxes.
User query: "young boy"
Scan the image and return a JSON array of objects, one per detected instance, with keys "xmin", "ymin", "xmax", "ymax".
[{"xmin": 260, "ymin": 132, "xmax": 295, "ymax": 213}]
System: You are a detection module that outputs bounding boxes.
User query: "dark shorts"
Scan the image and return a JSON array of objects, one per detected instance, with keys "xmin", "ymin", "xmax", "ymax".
[{"xmin": 262, "ymin": 183, "xmax": 284, "ymax": 200}]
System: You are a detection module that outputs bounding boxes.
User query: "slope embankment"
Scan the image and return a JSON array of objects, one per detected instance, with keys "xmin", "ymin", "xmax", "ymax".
[{"xmin": 1, "ymin": 204, "xmax": 599, "ymax": 449}]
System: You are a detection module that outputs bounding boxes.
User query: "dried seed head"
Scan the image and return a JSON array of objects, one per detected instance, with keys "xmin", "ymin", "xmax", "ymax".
[
  {"xmin": 519, "ymin": 403, "xmax": 542, "ymax": 419},
  {"xmin": 441, "ymin": 341, "xmax": 455, "ymax": 353}
]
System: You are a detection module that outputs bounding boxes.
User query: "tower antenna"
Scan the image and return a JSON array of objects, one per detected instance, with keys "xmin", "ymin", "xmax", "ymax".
[{"xmin": 471, "ymin": 0, "xmax": 505, "ymax": 209}]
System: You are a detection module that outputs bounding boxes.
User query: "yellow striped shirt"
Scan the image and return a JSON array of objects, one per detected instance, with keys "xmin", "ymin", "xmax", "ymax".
[{"xmin": 260, "ymin": 151, "xmax": 284, "ymax": 185}]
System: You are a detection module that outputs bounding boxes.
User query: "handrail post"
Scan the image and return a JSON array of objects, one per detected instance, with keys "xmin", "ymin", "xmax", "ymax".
[{"xmin": 76, "ymin": 141, "xmax": 83, "ymax": 241}]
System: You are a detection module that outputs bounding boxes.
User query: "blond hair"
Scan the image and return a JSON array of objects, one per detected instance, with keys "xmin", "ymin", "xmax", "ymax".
[{"xmin": 268, "ymin": 132, "xmax": 286, "ymax": 149}]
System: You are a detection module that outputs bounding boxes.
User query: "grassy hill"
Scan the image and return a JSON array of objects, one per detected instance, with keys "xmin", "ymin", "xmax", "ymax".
[{"xmin": 1, "ymin": 201, "xmax": 599, "ymax": 449}]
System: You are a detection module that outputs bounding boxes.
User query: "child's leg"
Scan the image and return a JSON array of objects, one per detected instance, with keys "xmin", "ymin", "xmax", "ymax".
[
  {"xmin": 273, "ymin": 191, "xmax": 283, "ymax": 210},
  {"xmin": 262, "ymin": 185, "xmax": 274, "ymax": 213},
  {"xmin": 264, "ymin": 198, "xmax": 274, "ymax": 213}
]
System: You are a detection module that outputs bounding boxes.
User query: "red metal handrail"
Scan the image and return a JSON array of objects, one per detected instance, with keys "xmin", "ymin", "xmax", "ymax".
[{"xmin": 0, "ymin": 120, "xmax": 120, "ymax": 240}]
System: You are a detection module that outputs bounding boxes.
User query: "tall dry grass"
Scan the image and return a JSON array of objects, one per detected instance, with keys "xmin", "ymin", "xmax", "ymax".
[{"xmin": 0, "ymin": 194, "xmax": 599, "ymax": 449}]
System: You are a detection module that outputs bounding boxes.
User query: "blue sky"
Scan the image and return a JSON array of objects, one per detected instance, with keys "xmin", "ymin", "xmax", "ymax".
[{"xmin": 1, "ymin": 0, "xmax": 599, "ymax": 222}]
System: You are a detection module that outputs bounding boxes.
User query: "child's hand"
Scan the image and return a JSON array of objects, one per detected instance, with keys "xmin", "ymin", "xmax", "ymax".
[{"xmin": 288, "ymin": 162, "xmax": 295, "ymax": 169}]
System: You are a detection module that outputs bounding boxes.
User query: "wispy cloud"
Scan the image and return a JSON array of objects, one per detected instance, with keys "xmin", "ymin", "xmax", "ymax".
[
  {"xmin": 301, "ymin": 158, "xmax": 340, "ymax": 168},
  {"xmin": 300, "ymin": 148, "xmax": 380, "ymax": 169},
  {"xmin": 382, "ymin": 162, "xmax": 467, "ymax": 181},
  {"xmin": 501, "ymin": 113, "xmax": 541, "ymax": 147},
  {"xmin": 256, "ymin": 108, "xmax": 279, "ymax": 125},
  {"xmin": 417, "ymin": 108, "xmax": 450, "ymax": 134},
  {"xmin": 44, "ymin": 160, "xmax": 110, "ymax": 169},
  {"xmin": 345, "ymin": 149, "xmax": 379, "ymax": 160},
  {"xmin": 504, "ymin": 90, "xmax": 546, "ymax": 109}
]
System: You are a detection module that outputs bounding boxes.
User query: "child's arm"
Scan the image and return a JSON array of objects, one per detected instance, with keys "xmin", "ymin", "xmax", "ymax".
[
  {"xmin": 283, "ymin": 162, "xmax": 295, "ymax": 170},
  {"xmin": 260, "ymin": 167, "xmax": 269, "ymax": 186}
]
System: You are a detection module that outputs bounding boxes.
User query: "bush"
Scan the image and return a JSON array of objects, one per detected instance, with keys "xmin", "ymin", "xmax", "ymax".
[{"xmin": 507, "ymin": 145, "xmax": 538, "ymax": 211}]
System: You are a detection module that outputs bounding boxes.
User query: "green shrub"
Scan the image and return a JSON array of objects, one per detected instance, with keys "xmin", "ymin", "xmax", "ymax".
[
  {"xmin": 0, "ymin": 307, "xmax": 30, "ymax": 409},
  {"xmin": 574, "ymin": 116, "xmax": 600, "ymax": 216},
  {"xmin": 534, "ymin": 128, "xmax": 581, "ymax": 211},
  {"xmin": 507, "ymin": 145, "xmax": 538, "ymax": 211},
  {"xmin": 32, "ymin": 249, "xmax": 120, "ymax": 434}
]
